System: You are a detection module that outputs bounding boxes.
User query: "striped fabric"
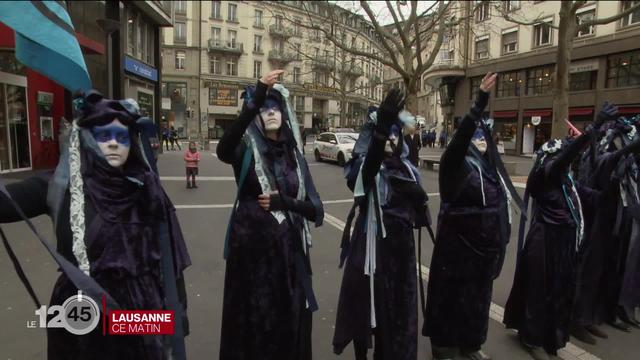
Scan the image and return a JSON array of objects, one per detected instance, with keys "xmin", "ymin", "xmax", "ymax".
[{"xmin": 0, "ymin": 1, "xmax": 91, "ymax": 91}]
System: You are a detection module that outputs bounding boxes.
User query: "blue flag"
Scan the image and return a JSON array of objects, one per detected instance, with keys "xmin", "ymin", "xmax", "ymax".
[{"xmin": 0, "ymin": 1, "xmax": 92, "ymax": 92}]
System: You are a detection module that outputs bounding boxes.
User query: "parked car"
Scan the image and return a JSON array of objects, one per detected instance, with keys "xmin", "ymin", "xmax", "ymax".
[{"xmin": 313, "ymin": 132, "xmax": 359, "ymax": 166}]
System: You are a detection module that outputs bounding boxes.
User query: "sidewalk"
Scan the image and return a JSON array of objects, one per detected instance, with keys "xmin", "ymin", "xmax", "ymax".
[{"xmin": 419, "ymin": 146, "xmax": 535, "ymax": 177}]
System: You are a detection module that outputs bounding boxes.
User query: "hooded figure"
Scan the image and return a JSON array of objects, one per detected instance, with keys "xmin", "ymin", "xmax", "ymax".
[
  {"xmin": 571, "ymin": 110, "xmax": 640, "ymax": 344},
  {"xmin": 216, "ymin": 71, "xmax": 323, "ymax": 360},
  {"xmin": 332, "ymin": 89, "xmax": 431, "ymax": 360},
  {"xmin": 0, "ymin": 91, "xmax": 191, "ymax": 360},
  {"xmin": 422, "ymin": 73, "xmax": 522, "ymax": 360},
  {"xmin": 503, "ymin": 114, "xmax": 606, "ymax": 359}
]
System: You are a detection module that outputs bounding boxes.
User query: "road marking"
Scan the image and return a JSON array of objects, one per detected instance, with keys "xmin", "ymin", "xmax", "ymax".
[
  {"xmin": 322, "ymin": 211, "xmax": 599, "ymax": 360},
  {"xmin": 211, "ymin": 153, "xmax": 218, "ymax": 158},
  {"xmin": 513, "ymin": 182, "xmax": 526, "ymax": 189}
]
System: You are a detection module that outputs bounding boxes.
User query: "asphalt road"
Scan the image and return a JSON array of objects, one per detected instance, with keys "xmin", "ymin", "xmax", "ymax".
[{"xmin": 0, "ymin": 144, "xmax": 638, "ymax": 360}]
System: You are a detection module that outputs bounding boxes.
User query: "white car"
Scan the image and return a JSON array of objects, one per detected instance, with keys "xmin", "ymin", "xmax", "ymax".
[{"xmin": 313, "ymin": 132, "xmax": 359, "ymax": 166}]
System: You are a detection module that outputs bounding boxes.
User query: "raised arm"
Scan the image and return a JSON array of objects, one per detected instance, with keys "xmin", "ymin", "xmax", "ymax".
[
  {"xmin": 216, "ymin": 70, "xmax": 284, "ymax": 163},
  {"xmin": 0, "ymin": 176, "xmax": 49, "ymax": 223},
  {"xmin": 439, "ymin": 72, "xmax": 495, "ymax": 201}
]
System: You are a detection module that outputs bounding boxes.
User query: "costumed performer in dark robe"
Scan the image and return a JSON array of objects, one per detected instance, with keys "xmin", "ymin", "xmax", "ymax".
[
  {"xmin": 332, "ymin": 89, "xmax": 431, "ymax": 360},
  {"xmin": 0, "ymin": 91, "xmax": 191, "ymax": 360},
  {"xmin": 422, "ymin": 72, "xmax": 523, "ymax": 360},
  {"xmin": 502, "ymin": 111, "xmax": 612, "ymax": 359},
  {"xmin": 571, "ymin": 109, "xmax": 640, "ymax": 344},
  {"xmin": 216, "ymin": 70, "xmax": 324, "ymax": 360}
]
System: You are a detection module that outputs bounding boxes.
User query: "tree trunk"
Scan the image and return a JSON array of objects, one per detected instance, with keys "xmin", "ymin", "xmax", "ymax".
[
  {"xmin": 552, "ymin": 1, "xmax": 576, "ymax": 139},
  {"xmin": 404, "ymin": 78, "xmax": 418, "ymax": 115}
]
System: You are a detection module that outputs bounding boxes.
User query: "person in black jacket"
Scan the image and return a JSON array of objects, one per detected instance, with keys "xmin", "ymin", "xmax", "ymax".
[
  {"xmin": 0, "ymin": 91, "xmax": 191, "ymax": 360},
  {"xmin": 216, "ymin": 70, "xmax": 324, "ymax": 360},
  {"xmin": 423, "ymin": 73, "xmax": 522, "ymax": 360}
]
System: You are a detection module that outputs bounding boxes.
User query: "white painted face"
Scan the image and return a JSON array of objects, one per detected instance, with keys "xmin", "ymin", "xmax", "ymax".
[
  {"xmin": 260, "ymin": 106, "xmax": 282, "ymax": 131},
  {"xmin": 472, "ymin": 136, "xmax": 487, "ymax": 155},
  {"xmin": 91, "ymin": 119, "xmax": 131, "ymax": 168},
  {"xmin": 384, "ymin": 133, "xmax": 399, "ymax": 154}
]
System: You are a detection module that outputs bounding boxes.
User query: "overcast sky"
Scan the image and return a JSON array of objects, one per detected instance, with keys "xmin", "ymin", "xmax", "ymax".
[{"xmin": 331, "ymin": 1, "xmax": 438, "ymax": 26}]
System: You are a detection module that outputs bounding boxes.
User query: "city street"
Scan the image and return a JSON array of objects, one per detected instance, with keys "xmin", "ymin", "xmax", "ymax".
[{"xmin": 0, "ymin": 143, "xmax": 638, "ymax": 360}]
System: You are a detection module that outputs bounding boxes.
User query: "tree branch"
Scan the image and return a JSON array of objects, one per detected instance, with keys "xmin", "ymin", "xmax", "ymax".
[
  {"xmin": 579, "ymin": 1, "xmax": 640, "ymax": 27},
  {"xmin": 385, "ymin": 0, "xmax": 410, "ymax": 49},
  {"xmin": 416, "ymin": 1, "xmax": 447, "ymax": 75}
]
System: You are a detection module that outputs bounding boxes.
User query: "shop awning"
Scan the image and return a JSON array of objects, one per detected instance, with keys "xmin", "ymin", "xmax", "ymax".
[
  {"xmin": 523, "ymin": 109, "xmax": 552, "ymax": 117},
  {"xmin": 493, "ymin": 110, "xmax": 517, "ymax": 118},
  {"xmin": 619, "ymin": 106, "xmax": 640, "ymax": 115},
  {"xmin": 569, "ymin": 107, "xmax": 593, "ymax": 116},
  {"xmin": 76, "ymin": 32, "xmax": 105, "ymax": 55}
]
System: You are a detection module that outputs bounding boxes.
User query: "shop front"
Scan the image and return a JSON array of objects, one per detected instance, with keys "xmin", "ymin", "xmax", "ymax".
[
  {"xmin": 522, "ymin": 109, "xmax": 552, "ymax": 154},
  {"xmin": 492, "ymin": 110, "xmax": 518, "ymax": 154},
  {"xmin": 123, "ymin": 55, "xmax": 158, "ymax": 125},
  {"xmin": 568, "ymin": 107, "xmax": 594, "ymax": 131}
]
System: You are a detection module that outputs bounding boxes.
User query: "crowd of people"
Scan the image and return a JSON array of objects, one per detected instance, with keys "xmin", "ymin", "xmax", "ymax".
[{"xmin": 1, "ymin": 69, "xmax": 639, "ymax": 360}]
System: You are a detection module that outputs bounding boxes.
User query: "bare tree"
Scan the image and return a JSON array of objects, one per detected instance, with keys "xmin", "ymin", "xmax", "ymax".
[
  {"xmin": 494, "ymin": 0, "xmax": 640, "ymax": 138},
  {"xmin": 299, "ymin": 1, "xmax": 467, "ymax": 115}
]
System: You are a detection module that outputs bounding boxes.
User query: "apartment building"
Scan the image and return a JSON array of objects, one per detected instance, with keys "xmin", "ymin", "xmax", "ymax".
[
  {"xmin": 424, "ymin": 0, "xmax": 640, "ymax": 155},
  {"xmin": 161, "ymin": 1, "xmax": 385, "ymax": 138}
]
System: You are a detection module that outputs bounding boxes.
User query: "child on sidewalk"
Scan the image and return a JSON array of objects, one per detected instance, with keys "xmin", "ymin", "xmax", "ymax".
[{"xmin": 184, "ymin": 141, "xmax": 200, "ymax": 188}]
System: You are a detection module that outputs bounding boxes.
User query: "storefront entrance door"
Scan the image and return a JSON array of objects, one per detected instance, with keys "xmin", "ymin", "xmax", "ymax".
[{"xmin": 0, "ymin": 73, "xmax": 31, "ymax": 172}]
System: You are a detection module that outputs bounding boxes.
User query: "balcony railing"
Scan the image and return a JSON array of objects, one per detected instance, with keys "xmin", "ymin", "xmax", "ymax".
[
  {"xmin": 312, "ymin": 55, "xmax": 334, "ymax": 70},
  {"xmin": 269, "ymin": 24, "xmax": 294, "ymax": 38},
  {"xmin": 268, "ymin": 50, "xmax": 297, "ymax": 63},
  {"xmin": 341, "ymin": 64, "xmax": 363, "ymax": 78},
  {"xmin": 208, "ymin": 40, "xmax": 244, "ymax": 55}
]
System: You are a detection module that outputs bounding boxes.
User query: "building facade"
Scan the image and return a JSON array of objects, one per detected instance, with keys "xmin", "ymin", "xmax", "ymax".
[
  {"xmin": 161, "ymin": 0, "xmax": 385, "ymax": 139},
  {"xmin": 423, "ymin": 0, "xmax": 640, "ymax": 155},
  {"xmin": 0, "ymin": 1, "xmax": 170, "ymax": 172}
]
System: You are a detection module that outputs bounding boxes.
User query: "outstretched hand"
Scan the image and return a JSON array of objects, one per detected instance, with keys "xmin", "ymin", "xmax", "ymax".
[
  {"xmin": 377, "ymin": 89, "xmax": 406, "ymax": 135},
  {"xmin": 595, "ymin": 101, "xmax": 618, "ymax": 127},
  {"xmin": 479, "ymin": 72, "xmax": 497, "ymax": 93},
  {"xmin": 259, "ymin": 70, "xmax": 285, "ymax": 87}
]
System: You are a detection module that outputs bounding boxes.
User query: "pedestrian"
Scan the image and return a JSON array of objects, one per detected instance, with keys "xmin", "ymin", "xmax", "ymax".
[
  {"xmin": 184, "ymin": 141, "xmax": 200, "ymax": 189},
  {"xmin": 333, "ymin": 90, "xmax": 431, "ymax": 360},
  {"xmin": 171, "ymin": 126, "xmax": 181, "ymax": 151},
  {"xmin": 403, "ymin": 112, "xmax": 421, "ymax": 167},
  {"xmin": 0, "ymin": 91, "xmax": 191, "ymax": 360},
  {"xmin": 422, "ymin": 129, "xmax": 428, "ymax": 147},
  {"xmin": 439, "ymin": 129, "xmax": 447, "ymax": 149},
  {"xmin": 162, "ymin": 125, "xmax": 171, "ymax": 151},
  {"xmin": 422, "ymin": 73, "xmax": 523, "ymax": 360},
  {"xmin": 502, "ymin": 111, "xmax": 609, "ymax": 359},
  {"xmin": 216, "ymin": 69, "xmax": 324, "ymax": 360},
  {"xmin": 571, "ymin": 105, "xmax": 640, "ymax": 344},
  {"xmin": 301, "ymin": 126, "xmax": 307, "ymax": 154}
]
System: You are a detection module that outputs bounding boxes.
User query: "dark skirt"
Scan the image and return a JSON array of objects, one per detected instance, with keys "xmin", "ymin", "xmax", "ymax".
[
  {"xmin": 503, "ymin": 221, "xmax": 577, "ymax": 355},
  {"xmin": 220, "ymin": 202, "xmax": 312, "ymax": 360},
  {"xmin": 47, "ymin": 270, "xmax": 166, "ymax": 360},
  {"xmin": 333, "ymin": 214, "xmax": 418, "ymax": 360}
]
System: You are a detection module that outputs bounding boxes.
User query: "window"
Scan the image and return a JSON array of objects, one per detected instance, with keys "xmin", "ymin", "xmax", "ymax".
[
  {"xmin": 501, "ymin": 30, "xmax": 518, "ymax": 54},
  {"xmin": 137, "ymin": 14, "xmax": 146, "ymax": 60},
  {"xmin": 533, "ymin": 20, "xmax": 553, "ymax": 47},
  {"xmin": 275, "ymin": 39, "xmax": 284, "ymax": 52},
  {"xmin": 570, "ymin": 71, "xmax": 597, "ymax": 91},
  {"xmin": 210, "ymin": 56, "xmax": 221, "ymax": 74},
  {"xmin": 228, "ymin": 3, "xmax": 238, "ymax": 22},
  {"xmin": 174, "ymin": 22, "xmax": 186, "ymax": 43},
  {"xmin": 293, "ymin": 67, "xmax": 301, "ymax": 83},
  {"xmin": 296, "ymin": 96, "xmax": 305, "ymax": 110},
  {"xmin": 127, "ymin": 11, "xmax": 136, "ymax": 55},
  {"xmin": 576, "ymin": 9, "xmax": 595, "ymax": 37},
  {"xmin": 275, "ymin": 15, "xmax": 283, "ymax": 29},
  {"xmin": 314, "ymin": 47, "xmax": 319, "ymax": 59},
  {"xmin": 470, "ymin": 76, "xmax": 482, "ymax": 99},
  {"xmin": 211, "ymin": 1, "xmax": 221, "ymax": 19},
  {"xmin": 228, "ymin": 30, "xmax": 237, "ymax": 47},
  {"xmin": 294, "ymin": 43, "xmax": 301, "ymax": 60},
  {"xmin": 174, "ymin": 0, "xmax": 186, "ymax": 15},
  {"xmin": 607, "ymin": 50, "xmax": 640, "ymax": 87},
  {"xmin": 253, "ymin": 61, "xmax": 262, "ymax": 79},
  {"xmin": 175, "ymin": 51, "xmax": 185, "ymax": 70},
  {"xmin": 294, "ymin": 18, "xmax": 301, "ymax": 35},
  {"xmin": 253, "ymin": 35, "xmax": 262, "ymax": 53},
  {"xmin": 496, "ymin": 71, "xmax": 521, "ymax": 97},
  {"xmin": 227, "ymin": 58, "xmax": 237, "ymax": 76},
  {"xmin": 475, "ymin": 37, "xmax": 489, "ymax": 60},
  {"xmin": 526, "ymin": 65, "xmax": 554, "ymax": 95},
  {"xmin": 254, "ymin": 10, "xmax": 263, "ymax": 28},
  {"xmin": 476, "ymin": 1, "xmax": 490, "ymax": 22},
  {"xmin": 211, "ymin": 27, "xmax": 221, "ymax": 45},
  {"xmin": 621, "ymin": 0, "xmax": 640, "ymax": 27},
  {"xmin": 505, "ymin": 0, "xmax": 520, "ymax": 12}
]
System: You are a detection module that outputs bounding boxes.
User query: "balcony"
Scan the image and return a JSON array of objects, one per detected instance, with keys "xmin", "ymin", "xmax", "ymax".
[
  {"xmin": 268, "ymin": 50, "xmax": 297, "ymax": 63},
  {"xmin": 339, "ymin": 64, "xmax": 363, "ymax": 78},
  {"xmin": 422, "ymin": 58, "xmax": 464, "ymax": 88},
  {"xmin": 312, "ymin": 56, "xmax": 334, "ymax": 70},
  {"xmin": 208, "ymin": 40, "xmax": 244, "ymax": 55},
  {"xmin": 269, "ymin": 24, "xmax": 294, "ymax": 39}
]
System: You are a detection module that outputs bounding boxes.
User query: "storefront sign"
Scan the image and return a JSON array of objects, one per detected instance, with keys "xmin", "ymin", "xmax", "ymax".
[
  {"xmin": 303, "ymin": 83, "xmax": 337, "ymax": 96},
  {"xmin": 162, "ymin": 98, "xmax": 171, "ymax": 110},
  {"xmin": 138, "ymin": 92, "xmax": 154, "ymax": 118},
  {"xmin": 37, "ymin": 91, "xmax": 53, "ymax": 105},
  {"xmin": 569, "ymin": 59, "xmax": 599, "ymax": 74},
  {"xmin": 124, "ymin": 56, "xmax": 158, "ymax": 82},
  {"xmin": 208, "ymin": 82, "xmax": 238, "ymax": 107},
  {"xmin": 531, "ymin": 116, "xmax": 541, "ymax": 126}
]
